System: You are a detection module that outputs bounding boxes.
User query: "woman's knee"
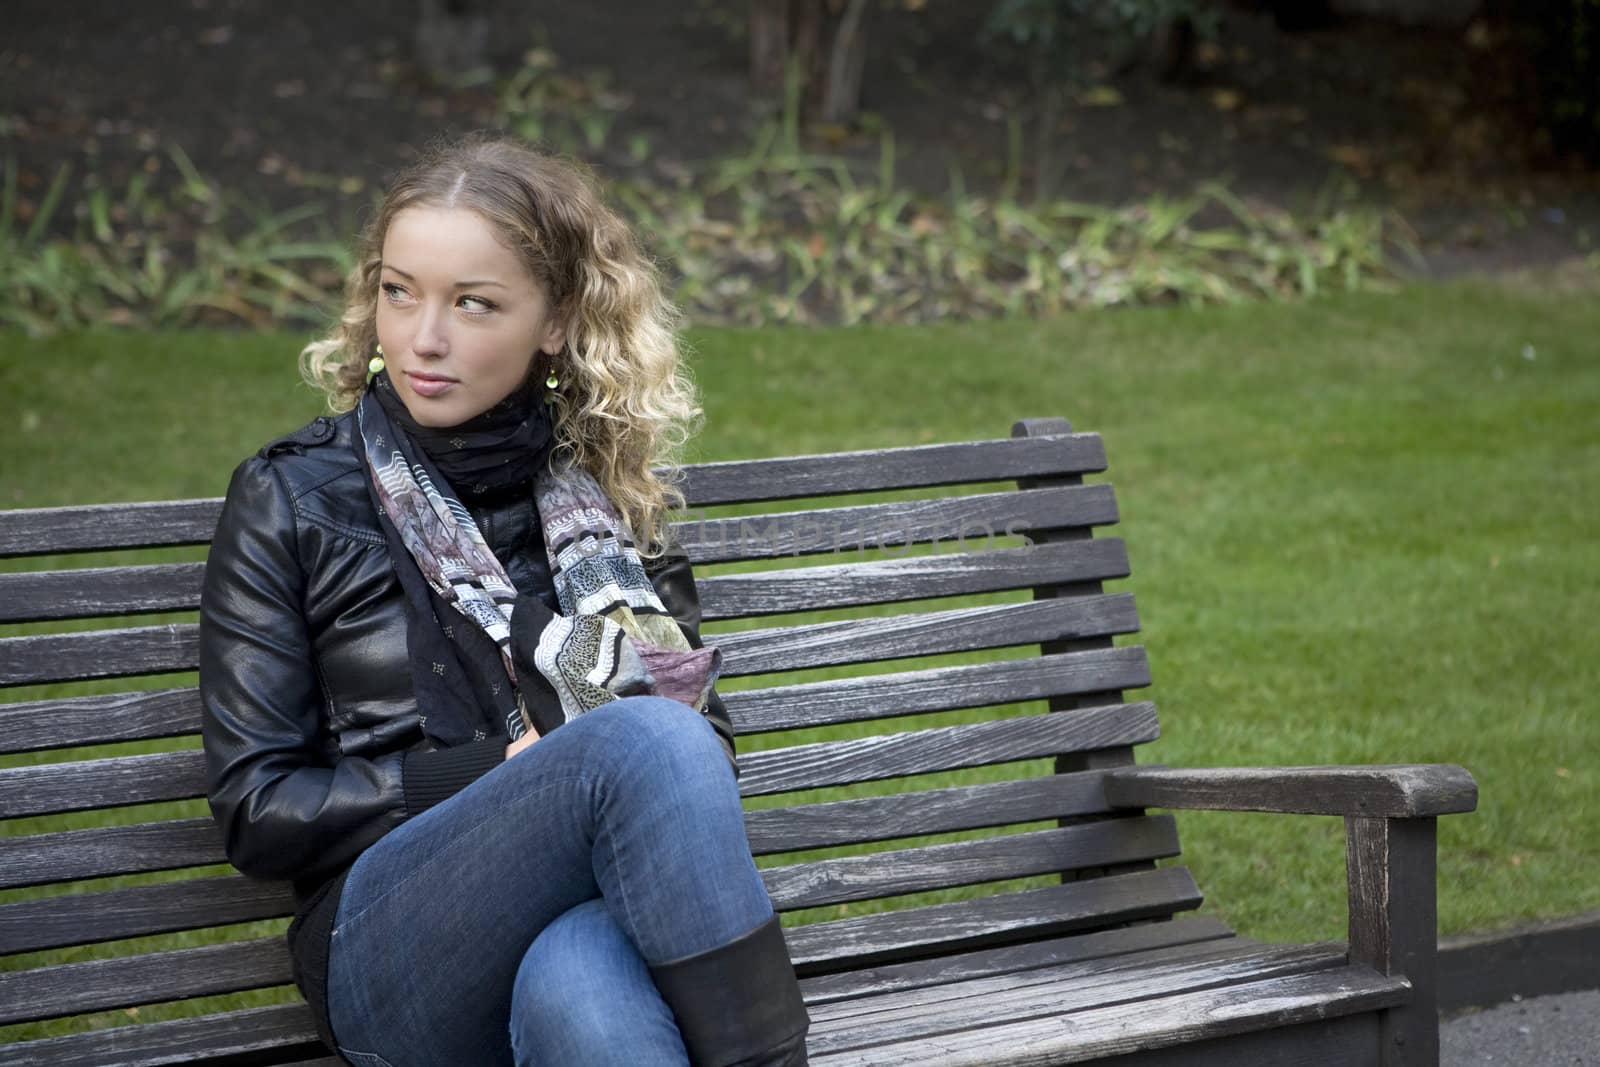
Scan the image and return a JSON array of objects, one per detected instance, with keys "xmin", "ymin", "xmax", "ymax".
[{"xmin": 586, "ymin": 696, "xmax": 728, "ymax": 781}]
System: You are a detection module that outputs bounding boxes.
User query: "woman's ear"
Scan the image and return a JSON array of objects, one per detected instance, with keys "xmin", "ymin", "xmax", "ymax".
[{"xmin": 539, "ymin": 314, "xmax": 568, "ymax": 357}]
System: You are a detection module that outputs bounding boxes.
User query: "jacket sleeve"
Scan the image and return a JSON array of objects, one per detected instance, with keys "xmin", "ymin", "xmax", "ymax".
[
  {"xmin": 199, "ymin": 454, "xmax": 410, "ymax": 884},
  {"xmin": 645, "ymin": 551, "xmax": 739, "ymax": 776}
]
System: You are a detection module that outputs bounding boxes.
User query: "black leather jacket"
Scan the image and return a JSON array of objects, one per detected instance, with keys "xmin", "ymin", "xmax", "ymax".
[{"xmin": 198, "ymin": 411, "xmax": 735, "ymax": 892}]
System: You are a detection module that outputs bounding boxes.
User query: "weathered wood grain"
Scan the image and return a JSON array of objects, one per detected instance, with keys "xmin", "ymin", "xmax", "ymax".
[
  {"xmin": 806, "ymin": 939, "xmax": 1349, "ymax": 1047},
  {"xmin": 0, "ymin": 499, "xmax": 224, "ymax": 559},
  {"xmin": 0, "ymin": 749, "xmax": 205, "ymax": 818},
  {"xmin": 715, "ymin": 593, "xmax": 1140, "ymax": 678},
  {"xmin": 782, "ymin": 866, "xmax": 1203, "ymax": 973},
  {"xmin": 807, "ymin": 963, "xmax": 1408, "ymax": 1066},
  {"xmin": 0, "ymin": 597, "xmax": 1143, "ymax": 756},
  {"xmin": 0, "ymin": 707, "xmax": 1157, "ymax": 818},
  {"xmin": 735, "ymin": 702, "xmax": 1160, "ymax": 798},
  {"xmin": 676, "ymin": 433, "xmax": 1107, "ymax": 506},
  {"xmin": 0, "ymin": 623, "xmax": 199, "ymax": 687},
  {"xmin": 0, "ymin": 1002, "xmax": 319, "ymax": 1067},
  {"xmin": 0, "ymin": 936, "xmax": 292, "ymax": 1026},
  {"xmin": 672, "ymin": 483, "xmax": 1118, "ymax": 564},
  {"xmin": 0, "ymin": 875, "xmax": 294, "ymax": 955},
  {"xmin": 1, "ymin": 775, "xmax": 1109, "ymax": 898},
  {"xmin": 1104, "ymin": 764, "xmax": 1479, "ymax": 818},
  {"xmin": 0, "ymin": 562, "xmax": 205, "ymax": 624},
  {"xmin": 0, "ymin": 486, "xmax": 1119, "ymax": 623},
  {"xmin": 797, "ymin": 915, "xmax": 1235, "ymax": 1005},
  {"xmin": 724, "ymin": 646, "xmax": 1152, "ymax": 734},
  {"xmin": 0, "ymin": 687, "xmax": 201, "ymax": 755},
  {"xmin": 762, "ymin": 818, "xmax": 1180, "ymax": 911},
  {"xmin": 0, "ymin": 816, "xmax": 224, "ymax": 890},
  {"xmin": 744, "ymin": 772, "xmax": 1115, "ymax": 856},
  {"xmin": 1348, "ymin": 815, "xmax": 1440, "ymax": 1066},
  {"xmin": 696, "ymin": 538, "xmax": 1130, "ymax": 621}
]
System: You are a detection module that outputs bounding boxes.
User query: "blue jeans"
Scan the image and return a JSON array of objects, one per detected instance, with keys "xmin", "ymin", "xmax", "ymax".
[{"xmin": 325, "ymin": 697, "xmax": 776, "ymax": 1066}]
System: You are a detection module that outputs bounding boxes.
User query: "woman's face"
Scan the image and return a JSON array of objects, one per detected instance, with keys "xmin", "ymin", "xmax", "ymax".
[{"xmin": 375, "ymin": 206, "xmax": 566, "ymax": 428}]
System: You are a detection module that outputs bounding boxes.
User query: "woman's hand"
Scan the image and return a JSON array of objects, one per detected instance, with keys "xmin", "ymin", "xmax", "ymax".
[{"xmin": 506, "ymin": 730, "xmax": 540, "ymax": 761}]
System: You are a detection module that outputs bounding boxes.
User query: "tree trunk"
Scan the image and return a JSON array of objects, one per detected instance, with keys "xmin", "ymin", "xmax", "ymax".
[
  {"xmin": 748, "ymin": 0, "xmax": 869, "ymax": 125},
  {"xmin": 415, "ymin": 0, "xmax": 490, "ymax": 85},
  {"xmin": 820, "ymin": 0, "xmax": 870, "ymax": 124},
  {"xmin": 750, "ymin": 0, "xmax": 790, "ymax": 94}
]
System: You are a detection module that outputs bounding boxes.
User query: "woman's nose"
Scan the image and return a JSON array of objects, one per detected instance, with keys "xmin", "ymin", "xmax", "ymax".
[{"xmin": 411, "ymin": 305, "xmax": 451, "ymax": 359}]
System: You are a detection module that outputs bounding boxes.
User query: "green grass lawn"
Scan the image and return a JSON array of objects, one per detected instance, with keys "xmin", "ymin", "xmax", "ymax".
[{"xmin": 2, "ymin": 278, "xmax": 1597, "ymax": 1037}]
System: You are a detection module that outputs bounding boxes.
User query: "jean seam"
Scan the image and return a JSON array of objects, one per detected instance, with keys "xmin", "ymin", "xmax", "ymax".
[{"xmin": 334, "ymin": 771, "xmax": 599, "ymax": 936}]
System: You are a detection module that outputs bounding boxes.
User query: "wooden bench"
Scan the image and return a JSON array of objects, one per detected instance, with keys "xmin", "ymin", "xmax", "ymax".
[{"xmin": 0, "ymin": 416, "xmax": 1478, "ymax": 1066}]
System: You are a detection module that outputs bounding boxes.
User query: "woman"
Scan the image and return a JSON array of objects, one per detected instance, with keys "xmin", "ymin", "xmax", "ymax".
[{"xmin": 199, "ymin": 133, "xmax": 810, "ymax": 1066}]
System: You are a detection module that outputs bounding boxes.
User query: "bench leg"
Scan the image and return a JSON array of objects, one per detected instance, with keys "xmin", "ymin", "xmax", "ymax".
[{"xmin": 1346, "ymin": 815, "xmax": 1440, "ymax": 1067}]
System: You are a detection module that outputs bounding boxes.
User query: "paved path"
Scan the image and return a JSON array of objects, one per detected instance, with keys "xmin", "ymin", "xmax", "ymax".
[{"xmin": 1442, "ymin": 989, "xmax": 1599, "ymax": 1065}]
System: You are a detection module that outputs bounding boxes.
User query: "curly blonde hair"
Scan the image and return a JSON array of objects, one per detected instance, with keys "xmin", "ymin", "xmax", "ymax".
[{"xmin": 300, "ymin": 133, "xmax": 701, "ymax": 557}]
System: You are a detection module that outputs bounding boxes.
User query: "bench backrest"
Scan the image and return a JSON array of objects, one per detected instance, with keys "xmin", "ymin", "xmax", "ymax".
[{"xmin": 0, "ymin": 417, "xmax": 1197, "ymax": 1059}]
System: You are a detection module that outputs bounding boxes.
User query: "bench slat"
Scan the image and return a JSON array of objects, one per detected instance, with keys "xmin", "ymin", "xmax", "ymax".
[
  {"xmin": 699, "ymin": 538, "xmax": 1129, "ymax": 621},
  {"xmin": 0, "ymin": 539, "xmax": 1127, "ymax": 686},
  {"xmin": 0, "ymin": 563, "xmax": 205, "ymax": 624},
  {"xmin": 674, "ymin": 483, "xmax": 1117, "ymax": 564},
  {"xmin": 718, "ymin": 594, "xmax": 1139, "ymax": 677},
  {"xmin": 0, "ymin": 499, "xmax": 225, "ymax": 559},
  {"xmin": 0, "ymin": 485, "xmax": 1118, "ymax": 624},
  {"xmin": 1, "ymin": 704, "xmax": 1157, "ymax": 817},
  {"xmin": 725, "ymin": 646, "xmax": 1150, "ymax": 735},
  {"xmin": 0, "ymin": 816, "xmax": 223, "ymax": 891},
  {"xmin": 784, "ymin": 865, "xmax": 1202, "ymax": 974},
  {"xmin": 0, "ymin": 875, "xmax": 294, "ymax": 956},
  {"xmin": 808, "ymin": 964, "xmax": 1407, "ymax": 1066},
  {"xmin": 0, "ymin": 1002, "xmax": 319, "ymax": 1067},
  {"xmin": 677, "ymin": 433, "xmax": 1106, "ymax": 506},
  {"xmin": 0, "ymin": 539, "xmax": 1128, "ymax": 689},
  {"xmin": 0, "ymin": 773, "xmax": 1141, "ymax": 949},
  {"xmin": 0, "ymin": 687, "xmax": 201, "ymax": 756},
  {"xmin": 0, "ymin": 749, "xmax": 206, "ymax": 818},
  {"xmin": 745, "ymin": 771, "xmax": 1115, "ymax": 856},
  {"xmin": 0, "ymin": 625, "xmax": 198, "ymax": 688},
  {"xmin": 2, "ymin": 771, "xmax": 1116, "ymax": 898},
  {"xmin": 809, "ymin": 938, "xmax": 1344, "ymax": 1037},
  {"xmin": 0, "ymin": 936, "xmax": 293, "ymax": 1026},
  {"xmin": 806, "ymin": 941, "xmax": 1351, "ymax": 1055},
  {"xmin": 798, "ymin": 915, "xmax": 1236, "ymax": 1005},
  {"xmin": 737, "ymin": 703, "xmax": 1159, "ymax": 798},
  {"xmin": 0, "ymin": 596, "xmax": 1141, "ymax": 754},
  {"xmin": 762, "ymin": 817, "xmax": 1180, "ymax": 912},
  {"xmin": 0, "ymin": 435, "xmax": 1105, "ymax": 560}
]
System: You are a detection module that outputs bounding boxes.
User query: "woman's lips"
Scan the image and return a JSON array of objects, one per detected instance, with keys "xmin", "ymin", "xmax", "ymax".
[{"xmin": 405, "ymin": 372, "xmax": 458, "ymax": 398}]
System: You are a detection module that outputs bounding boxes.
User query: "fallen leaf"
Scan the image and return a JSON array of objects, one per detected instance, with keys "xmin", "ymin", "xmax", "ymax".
[
  {"xmin": 1078, "ymin": 85, "xmax": 1123, "ymax": 108},
  {"xmin": 1326, "ymin": 143, "xmax": 1375, "ymax": 174},
  {"xmin": 1556, "ymin": 767, "xmax": 1571, "ymax": 778},
  {"xmin": 1209, "ymin": 89, "xmax": 1244, "ymax": 112}
]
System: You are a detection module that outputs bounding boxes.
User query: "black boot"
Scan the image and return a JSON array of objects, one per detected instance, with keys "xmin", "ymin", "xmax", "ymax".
[{"xmin": 649, "ymin": 914, "xmax": 810, "ymax": 1067}]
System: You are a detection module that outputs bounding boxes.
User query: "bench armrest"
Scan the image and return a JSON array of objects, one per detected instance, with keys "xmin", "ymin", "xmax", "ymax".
[
  {"xmin": 1102, "ymin": 764, "xmax": 1478, "ymax": 818},
  {"xmin": 1105, "ymin": 762, "xmax": 1477, "ymax": 1062}
]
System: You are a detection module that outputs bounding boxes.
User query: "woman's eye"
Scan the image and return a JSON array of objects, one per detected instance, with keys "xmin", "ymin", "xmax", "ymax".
[
  {"xmin": 380, "ymin": 282, "xmax": 410, "ymax": 302},
  {"xmin": 459, "ymin": 295, "xmax": 496, "ymax": 313}
]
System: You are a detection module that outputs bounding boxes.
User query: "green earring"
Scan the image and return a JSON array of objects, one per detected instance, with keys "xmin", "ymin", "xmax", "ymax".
[
  {"xmin": 545, "ymin": 367, "xmax": 559, "ymax": 390},
  {"xmin": 368, "ymin": 344, "xmax": 385, "ymax": 380}
]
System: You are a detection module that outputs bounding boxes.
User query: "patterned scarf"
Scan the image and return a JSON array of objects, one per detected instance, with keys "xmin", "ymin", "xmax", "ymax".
[{"xmin": 356, "ymin": 376, "xmax": 721, "ymax": 744}]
